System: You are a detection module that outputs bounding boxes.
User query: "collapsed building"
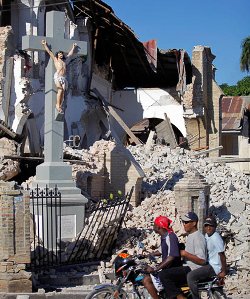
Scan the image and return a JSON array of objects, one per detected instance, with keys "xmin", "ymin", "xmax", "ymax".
[
  {"xmin": 0, "ymin": 0, "xmax": 224, "ymax": 200},
  {"xmin": 0, "ymin": 0, "xmax": 222, "ymax": 152},
  {"xmin": 0, "ymin": 0, "xmax": 249, "ymax": 295}
]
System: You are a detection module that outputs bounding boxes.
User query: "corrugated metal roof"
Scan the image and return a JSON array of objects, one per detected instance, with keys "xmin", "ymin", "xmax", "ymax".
[{"xmin": 222, "ymin": 96, "xmax": 245, "ymax": 131}]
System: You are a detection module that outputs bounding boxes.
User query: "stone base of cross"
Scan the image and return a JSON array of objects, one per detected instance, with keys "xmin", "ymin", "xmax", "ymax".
[{"xmin": 22, "ymin": 10, "xmax": 88, "ymax": 246}]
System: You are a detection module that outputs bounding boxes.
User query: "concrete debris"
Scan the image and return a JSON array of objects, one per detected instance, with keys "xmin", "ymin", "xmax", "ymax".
[
  {"xmin": 95, "ymin": 143, "xmax": 249, "ymax": 296},
  {"xmin": 24, "ymin": 140, "xmax": 116, "ymax": 187},
  {"xmin": 65, "ymin": 140, "xmax": 116, "ymax": 176},
  {"xmin": 25, "ymin": 141, "xmax": 250, "ymax": 295},
  {"xmin": 0, "ymin": 137, "xmax": 20, "ymax": 180}
]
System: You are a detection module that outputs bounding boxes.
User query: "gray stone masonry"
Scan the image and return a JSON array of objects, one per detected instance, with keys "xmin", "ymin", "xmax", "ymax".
[{"xmin": 174, "ymin": 169, "xmax": 210, "ymax": 230}]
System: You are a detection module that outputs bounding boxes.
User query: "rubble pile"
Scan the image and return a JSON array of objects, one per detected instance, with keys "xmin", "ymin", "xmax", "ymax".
[
  {"xmin": 0, "ymin": 137, "xmax": 20, "ymax": 180},
  {"xmin": 65, "ymin": 140, "xmax": 116, "ymax": 174},
  {"xmin": 64, "ymin": 141, "xmax": 249, "ymax": 296},
  {"xmin": 27, "ymin": 140, "xmax": 249, "ymax": 295},
  {"xmin": 113, "ymin": 144, "xmax": 249, "ymax": 296},
  {"xmin": 65, "ymin": 140, "xmax": 116, "ymax": 189},
  {"xmin": 115, "ymin": 190, "xmax": 182, "ymax": 250}
]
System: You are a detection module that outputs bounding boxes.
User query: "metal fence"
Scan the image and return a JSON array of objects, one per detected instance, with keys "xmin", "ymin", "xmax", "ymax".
[
  {"xmin": 29, "ymin": 186, "xmax": 133, "ymax": 270},
  {"xmin": 29, "ymin": 185, "xmax": 62, "ymax": 270},
  {"xmin": 67, "ymin": 188, "xmax": 133, "ymax": 264}
]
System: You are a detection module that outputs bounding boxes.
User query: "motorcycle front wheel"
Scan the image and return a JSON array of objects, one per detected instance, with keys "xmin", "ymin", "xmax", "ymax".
[
  {"xmin": 85, "ymin": 287, "xmax": 128, "ymax": 299},
  {"xmin": 209, "ymin": 289, "xmax": 227, "ymax": 299}
]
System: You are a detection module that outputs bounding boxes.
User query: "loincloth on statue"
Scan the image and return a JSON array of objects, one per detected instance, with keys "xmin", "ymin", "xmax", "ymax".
[{"xmin": 54, "ymin": 72, "xmax": 68, "ymax": 90}]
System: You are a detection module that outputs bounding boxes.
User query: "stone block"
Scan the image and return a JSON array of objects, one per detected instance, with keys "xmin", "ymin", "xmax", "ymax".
[
  {"xmin": 0, "ymin": 276, "xmax": 32, "ymax": 293},
  {"xmin": 228, "ymin": 199, "xmax": 246, "ymax": 216}
]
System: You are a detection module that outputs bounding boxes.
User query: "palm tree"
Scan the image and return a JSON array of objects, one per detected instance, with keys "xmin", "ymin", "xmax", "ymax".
[{"xmin": 240, "ymin": 36, "xmax": 250, "ymax": 72}]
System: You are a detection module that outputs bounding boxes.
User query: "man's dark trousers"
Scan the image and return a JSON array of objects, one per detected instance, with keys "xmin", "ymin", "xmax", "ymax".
[
  {"xmin": 187, "ymin": 264, "xmax": 216, "ymax": 299},
  {"xmin": 158, "ymin": 266, "xmax": 191, "ymax": 298}
]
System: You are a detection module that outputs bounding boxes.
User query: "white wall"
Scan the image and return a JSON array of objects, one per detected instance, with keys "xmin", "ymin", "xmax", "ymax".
[
  {"xmin": 6, "ymin": 1, "xmax": 187, "ymax": 152},
  {"xmin": 111, "ymin": 88, "xmax": 186, "ymax": 140},
  {"xmin": 6, "ymin": 1, "xmax": 101, "ymax": 152},
  {"xmin": 226, "ymin": 136, "xmax": 250, "ymax": 174}
]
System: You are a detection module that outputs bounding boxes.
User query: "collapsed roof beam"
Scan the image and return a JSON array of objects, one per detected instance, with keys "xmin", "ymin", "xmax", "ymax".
[{"xmin": 119, "ymin": 45, "xmax": 136, "ymax": 83}]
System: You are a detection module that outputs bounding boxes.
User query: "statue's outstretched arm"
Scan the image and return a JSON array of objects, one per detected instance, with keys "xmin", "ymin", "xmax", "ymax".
[
  {"xmin": 67, "ymin": 43, "xmax": 77, "ymax": 57},
  {"xmin": 41, "ymin": 40, "xmax": 55, "ymax": 60}
]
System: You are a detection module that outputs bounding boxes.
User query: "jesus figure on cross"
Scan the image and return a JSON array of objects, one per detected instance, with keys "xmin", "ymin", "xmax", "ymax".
[{"xmin": 41, "ymin": 40, "xmax": 77, "ymax": 112}]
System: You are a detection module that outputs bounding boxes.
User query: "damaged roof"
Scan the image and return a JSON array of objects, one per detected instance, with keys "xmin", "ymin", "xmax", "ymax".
[
  {"xmin": 73, "ymin": 0, "xmax": 192, "ymax": 90},
  {"xmin": 221, "ymin": 96, "xmax": 247, "ymax": 131}
]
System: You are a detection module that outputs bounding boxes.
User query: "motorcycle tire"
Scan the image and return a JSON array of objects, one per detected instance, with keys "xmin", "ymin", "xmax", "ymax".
[
  {"xmin": 209, "ymin": 289, "xmax": 226, "ymax": 299},
  {"xmin": 85, "ymin": 287, "xmax": 128, "ymax": 299}
]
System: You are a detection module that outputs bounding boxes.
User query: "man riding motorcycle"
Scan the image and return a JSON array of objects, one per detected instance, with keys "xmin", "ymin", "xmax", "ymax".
[{"xmin": 143, "ymin": 215, "xmax": 182, "ymax": 299}]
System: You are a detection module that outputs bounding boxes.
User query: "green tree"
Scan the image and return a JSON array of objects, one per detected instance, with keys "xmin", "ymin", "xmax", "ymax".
[
  {"xmin": 220, "ymin": 76, "xmax": 250, "ymax": 96},
  {"xmin": 236, "ymin": 76, "xmax": 250, "ymax": 95},
  {"xmin": 240, "ymin": 36, "xmax": 250, "ymax": 72}
]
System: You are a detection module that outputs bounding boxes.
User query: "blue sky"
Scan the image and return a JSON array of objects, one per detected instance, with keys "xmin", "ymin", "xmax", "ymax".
[{"xmin": 104, "ymin": 0, "xmax": 249, "ymax": 86}]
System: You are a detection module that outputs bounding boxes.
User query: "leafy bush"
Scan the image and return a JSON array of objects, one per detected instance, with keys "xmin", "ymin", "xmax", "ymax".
[{"xmin": 220, "ymin": 76, "xmax": 250, "ymax": 96}]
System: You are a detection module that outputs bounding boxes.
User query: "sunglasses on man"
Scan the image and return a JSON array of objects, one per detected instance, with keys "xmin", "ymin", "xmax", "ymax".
[{"xmin": 182, "ymin": 220, "xmax": 194, "ymax": 224}]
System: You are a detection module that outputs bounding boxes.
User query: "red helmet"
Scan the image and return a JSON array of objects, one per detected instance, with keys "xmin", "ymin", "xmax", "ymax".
[{"xmin": 154, "ymin": 216, "xmax": 173, "ymax": 232}]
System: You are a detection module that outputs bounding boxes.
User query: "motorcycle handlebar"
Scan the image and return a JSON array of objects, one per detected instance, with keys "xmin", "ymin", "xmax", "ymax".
[{"xmin": 135, "ymin": 254, "xmax": 157, "ymax": 262}]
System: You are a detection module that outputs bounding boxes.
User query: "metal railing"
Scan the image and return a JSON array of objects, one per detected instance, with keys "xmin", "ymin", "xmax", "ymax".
[
  {"xmin": 67, "ymin": 187, "xmax": 133, "ymax": 263},
  {"xmin": 29, "ymin": 185, "xmax": 62, "ymax": 270}
]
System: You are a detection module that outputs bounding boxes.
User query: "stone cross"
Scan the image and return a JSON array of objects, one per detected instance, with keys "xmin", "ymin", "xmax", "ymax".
[
  {"xmin": 22, "ymin": 11, "xmax": 88, "ymax": 248},
  {"xmin": 22, "ymin": 11, "xmax": 87, "ymax": 187}
]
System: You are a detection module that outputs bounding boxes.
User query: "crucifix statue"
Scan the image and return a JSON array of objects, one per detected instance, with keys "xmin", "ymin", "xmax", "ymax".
[
  {"xmin": 22, "ymin": 10, "xmax": 87, "ymax": 190},
  {"xmin": 41, "ymin": 40, "xmax": 77, "ymax": 113},
  {"xmin": 22, "ymin": 11, "xmax": 88, "ymax": 248}
]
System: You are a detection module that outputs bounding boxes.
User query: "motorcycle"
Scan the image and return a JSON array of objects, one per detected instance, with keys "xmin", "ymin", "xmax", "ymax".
[{"xmin": 85, "ymin": 251, "xmax": 227, "ymax": 299}]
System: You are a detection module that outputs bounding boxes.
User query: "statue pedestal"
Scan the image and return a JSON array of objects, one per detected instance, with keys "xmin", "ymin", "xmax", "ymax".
[{"xmin": 32, "ymin": 162, "xmax": 88, "ymax": 250}]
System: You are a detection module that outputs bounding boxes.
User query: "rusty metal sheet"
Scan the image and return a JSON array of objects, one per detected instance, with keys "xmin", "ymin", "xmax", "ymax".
[{"xmin": 222, "ymin": 96, "xmax": 244, "ymax": 131}]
